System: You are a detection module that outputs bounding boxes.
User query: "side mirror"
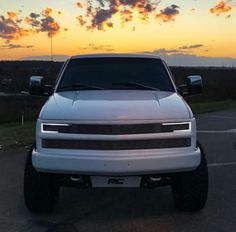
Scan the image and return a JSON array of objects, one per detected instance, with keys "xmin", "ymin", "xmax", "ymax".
[
  {"xmin": 187, "ymin": 75, "xmax": 203, "ymax": 94},
  {"xmin": 29, "ymin": 76, "xmax": 53, "ymax": 96},
  {"xmin": 178, "ymin": 75, "xmax": 203, "ymax": 95}
]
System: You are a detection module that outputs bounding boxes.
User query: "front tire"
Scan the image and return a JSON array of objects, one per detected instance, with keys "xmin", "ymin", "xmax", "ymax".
[
  {"xmin": 172, "ymin": 142, "xmax": 208, "ymax": 212},
  {"xmin": 24, "ymin": 144, "xmax": 60, "ymax": 213}
]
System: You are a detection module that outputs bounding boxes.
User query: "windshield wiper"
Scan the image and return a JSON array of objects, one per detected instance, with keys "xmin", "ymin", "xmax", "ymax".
[
  {"xmin": 112, "ymin": 82, "xmax": 159, "ymax": 91},
  {"xmin": 58, "ymin": 84, "xmax": 104, "ymax": 91}
]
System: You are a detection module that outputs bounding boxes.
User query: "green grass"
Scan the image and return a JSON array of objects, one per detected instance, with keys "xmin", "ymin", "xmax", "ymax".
[
  {"xmin": 0, "ymin": 121, "xmax": 35, "ymax": 150},
  {"xmin": 190, "ymin": 99, "xmax": 236, "ymax": 114},
  {"xmin": 0, "ymin": 99, "xmax": 236, "ymax": 150}
]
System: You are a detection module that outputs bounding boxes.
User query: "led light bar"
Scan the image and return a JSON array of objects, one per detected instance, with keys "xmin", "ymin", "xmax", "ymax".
[
  {"xmin": 41, "ymin": 123, "xmax": 71, "ymax": 133},
  {"xmin": 161, "ymin": 122, "xmax": 190, "ymax": 132}
]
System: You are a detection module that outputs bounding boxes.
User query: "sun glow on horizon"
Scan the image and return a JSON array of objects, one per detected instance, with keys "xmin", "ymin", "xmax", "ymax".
[{"xmin": 0, "ymin": 0, "xmax": 236, "ymax": 62}]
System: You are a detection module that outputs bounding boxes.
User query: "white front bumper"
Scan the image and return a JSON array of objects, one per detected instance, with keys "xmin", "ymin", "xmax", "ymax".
[{"xmin": 32, "ymin": 148, "xmax": 201, "ymax": 175}]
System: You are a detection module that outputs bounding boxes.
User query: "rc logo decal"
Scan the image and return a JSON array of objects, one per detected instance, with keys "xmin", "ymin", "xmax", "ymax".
[{"xmin": 108, "ymin": 178, "xmax": 124, "ymax": 185}]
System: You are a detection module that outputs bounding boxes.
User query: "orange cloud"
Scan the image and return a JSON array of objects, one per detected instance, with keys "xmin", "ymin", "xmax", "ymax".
[
  {"xmin": 76, "ymin": 2, "xmax": 83, "ymax": 8},
  {"xmin": 43, "ymin": 8, "xmax": 53, "ymax": 16},
  {"xmin": 75, "ymin": 0, "xmax": 180, "ymax": 30},
  {"xmin": 0, "ymin": 14, "xmax": 32, "ymax": 43},
  {"xmin": 41, "ymin": 19, "xmax": 60, "ymax": 37},
  {"xmin": 1, "ymin": 7, "xmax": 66, "ymax": 43},
  {"xmin": 156, "ymin": 5, "xmax": 180, "ymax": 22},
  {"xmin": 7, "ymin": 11, "xmax": 18, "ymax": 19},
  {"xmin": 25, "ymin": 8, "xmax": 61, "ymax": 37},
  {"xmin": 210, "ymin": 1, "xmax": 232, "ymax": 16},
  {"xmin": 1, "ymin": 43, "xmax": 34, "ymax": 49},
  {"xmin": 106, "ymin": 21, "xmax": 113, "ymax": 28},
  {"xmin": 120, "ymin": 9, "xmax": 133, "ymax": 25},
  {"xmin": 78, "ymin": 43, "xmax": 114, "ymax": 52},
  {"xmin": 77, "ymin": 15, "xmax": 86, "ymax": 26},
  {"xmin": 24, "ymin": 13, "xmax": 40, "ymax": 27},
  {"xmin": 40, "ymin": 9, "xmax": 60, "ymax": 37}
]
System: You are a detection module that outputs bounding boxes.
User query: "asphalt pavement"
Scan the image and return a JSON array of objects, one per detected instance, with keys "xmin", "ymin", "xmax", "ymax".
[{"xmin": 0, "ymin": 109, "xmax": 236, "ymax": 232}]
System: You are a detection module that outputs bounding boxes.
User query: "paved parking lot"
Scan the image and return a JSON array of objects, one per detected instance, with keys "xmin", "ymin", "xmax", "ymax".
[{"xmin": 0, "ymin": 109, "xmax": 236, "ymax": 232}]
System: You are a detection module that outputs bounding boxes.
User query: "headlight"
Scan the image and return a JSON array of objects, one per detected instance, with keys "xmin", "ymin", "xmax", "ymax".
[
  {"xmin": 161, "ymin": 122, "xmax": 191, "ymax": 132},
  {"xmin": 41, "ymin": 123, "xmax": 71, "ymax": 133}
]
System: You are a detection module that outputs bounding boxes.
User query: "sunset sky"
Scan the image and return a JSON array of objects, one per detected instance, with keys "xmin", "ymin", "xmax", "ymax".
[{"xmin": 0, "ymin": 0, "xmax": 236, "ymax": 65}]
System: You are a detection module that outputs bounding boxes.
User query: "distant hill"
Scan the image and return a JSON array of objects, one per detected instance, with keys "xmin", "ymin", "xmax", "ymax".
[
  {"xmin": 21, "ymin": 55, "xmax": 69, "ymax": 62},
  {"xmin": 19, "ymin": 54, "xmax": 236, "ymax": 67}
]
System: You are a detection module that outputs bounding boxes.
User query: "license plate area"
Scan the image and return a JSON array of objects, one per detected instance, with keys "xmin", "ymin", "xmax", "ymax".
[{"xmin": 91, "ymin": 176, "xmax": 141, "ymax": 188}]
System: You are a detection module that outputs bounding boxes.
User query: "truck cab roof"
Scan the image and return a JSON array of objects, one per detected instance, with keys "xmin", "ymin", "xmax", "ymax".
[{"xmin": 71, "ymin": 53, "xmax": 162, "ymax": 60}]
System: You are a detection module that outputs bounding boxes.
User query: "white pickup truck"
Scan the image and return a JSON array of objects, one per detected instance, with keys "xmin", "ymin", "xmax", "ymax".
[{"xmin": 24, "ymin": 53, "xmax": 208, "ymax": 213}]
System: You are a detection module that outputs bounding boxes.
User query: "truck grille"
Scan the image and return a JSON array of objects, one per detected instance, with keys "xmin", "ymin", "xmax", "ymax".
[
  {"xmin": 42, "ymin": 122, "xmax": 189, "ymax": 135},
  {"xmin": 42, "ymin": 138, "xmax": 191, "ymax": 150}
]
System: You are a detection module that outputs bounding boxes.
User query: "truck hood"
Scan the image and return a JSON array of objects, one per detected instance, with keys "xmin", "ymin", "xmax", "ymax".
[{"xmin": 39, "ymin": 90, "xmax": 192, "ymax": 121}]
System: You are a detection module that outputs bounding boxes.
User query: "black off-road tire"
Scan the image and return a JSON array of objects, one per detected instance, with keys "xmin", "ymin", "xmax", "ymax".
[
  {"xmin": 24, "ymin": 144, "xmax": 60, "ymax": 213},
  {"xmin": 172, "ymin": 142, "xmax": 208, "ymax": 212}
]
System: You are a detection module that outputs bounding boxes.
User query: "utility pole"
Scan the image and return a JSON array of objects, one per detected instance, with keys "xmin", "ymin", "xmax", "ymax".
[
  {"xmin": 50, "ymin": 37, "xmax": 53, "ymax": 62},
  {"xmin": 50, "ymin": 36, "xmax": 54, "ymax": 80}
]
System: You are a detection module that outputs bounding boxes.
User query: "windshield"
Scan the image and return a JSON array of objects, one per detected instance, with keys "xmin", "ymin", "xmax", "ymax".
[{"xmin": 57, "ymin": 58, "xmax": 175, "ymax": 92}]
